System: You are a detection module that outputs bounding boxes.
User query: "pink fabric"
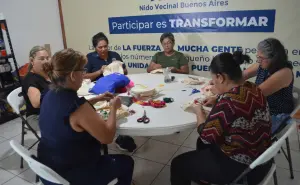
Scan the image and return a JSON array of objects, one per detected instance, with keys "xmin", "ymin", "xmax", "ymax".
[
  {"xmin": 127, "ymin": 81, "xmax": 134, "ymax": 88},
  {"xmin": 115, "ymin": 81, "xmax": 134, "ymax": 93}
]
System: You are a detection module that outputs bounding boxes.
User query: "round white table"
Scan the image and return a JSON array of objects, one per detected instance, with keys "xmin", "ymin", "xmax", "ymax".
[{"xmin": 115, "ymin": 73, "xmax": 210, "ymax": 137}]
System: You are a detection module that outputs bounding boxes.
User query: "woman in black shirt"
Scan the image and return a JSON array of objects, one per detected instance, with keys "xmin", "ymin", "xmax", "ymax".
[
  {"xmin": 23, "ymin": 46, "xmax": 117, "ymax": 131},
  {"xmin": 22, "ymin": 46, "xmax": 51, "ymax": 130}
]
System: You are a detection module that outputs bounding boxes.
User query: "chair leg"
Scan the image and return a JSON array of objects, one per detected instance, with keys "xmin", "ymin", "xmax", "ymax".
[
  {"xmin": 20, "ymin": 121, "xmax": 25, "ymax": 169},
  {"xmin": 273, "ymin": 170, "xmax": 278, "ymax": 185},
  {"xmin": 21, "ymin": 116, "xmax": 40, "ymax": 140},
  {"xmin": 35, "ymin": 174, "xmax": 39, "ymax": 183},
  {"xmin": 28, "ymin": 140, "xmax": 40, "ymax": 150},
  {"xmin": 285, "ymin": 138, "xmax": 294, "ymax": 179},
  {"xmin": 296, "ymin": 123, "xmax": 300, "ymax": 150}
]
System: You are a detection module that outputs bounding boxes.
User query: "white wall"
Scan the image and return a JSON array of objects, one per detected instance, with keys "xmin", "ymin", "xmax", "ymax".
[
  {"xmin": 61, "ymin": 0, "xmax": 300, "ymax": 85},
  {"xmin": 0, "ymin": 0, "xmax": 63, "ymax": 68}
]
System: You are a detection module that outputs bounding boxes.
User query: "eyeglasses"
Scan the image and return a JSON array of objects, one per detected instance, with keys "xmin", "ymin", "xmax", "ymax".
[
  {"xmin": 256, "ymin": 55, "xmax": 269, "ymax": 62},
  {"xmin": 162, "ymin": 41, "xmax": 173, "ymax": 47}
]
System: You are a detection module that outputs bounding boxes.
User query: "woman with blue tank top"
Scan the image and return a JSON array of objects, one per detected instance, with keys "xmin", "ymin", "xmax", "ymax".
[
  {"xmin": 38, "ymin": 49, "xmax": 134, "ymax": 185},
  {"xmin": 243, "ymin": 38, "xmax": 294, "ymax": 133}
]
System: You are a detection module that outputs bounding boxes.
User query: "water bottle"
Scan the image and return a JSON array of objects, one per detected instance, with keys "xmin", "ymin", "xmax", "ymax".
[{"xmin": 164, "ymin": 67, "xmax": 172, "ymax": 83}]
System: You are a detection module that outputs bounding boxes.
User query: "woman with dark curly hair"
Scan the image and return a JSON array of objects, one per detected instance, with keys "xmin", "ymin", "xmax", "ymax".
[
  {"xmin": 85, "ymin": 32, "xmax": 128, "ymax": 81},
  {"xmin": 84, "ymin": 32, "xmax": 136, "ymax": 152}
]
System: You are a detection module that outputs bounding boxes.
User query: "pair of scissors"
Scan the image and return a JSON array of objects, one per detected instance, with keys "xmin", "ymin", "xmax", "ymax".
[
  {"xmin": 137, "ymin": 110, "xmax": 150, "ymax": 124},
  {"xmin": 189, "ymin": 88, "xmax": 200, "ymax": 96}
]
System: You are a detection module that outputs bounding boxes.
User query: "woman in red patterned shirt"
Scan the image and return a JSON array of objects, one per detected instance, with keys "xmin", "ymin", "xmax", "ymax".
[{"xmin": 171, "ymin": 51, "xmax": 272, "ymax": 185}]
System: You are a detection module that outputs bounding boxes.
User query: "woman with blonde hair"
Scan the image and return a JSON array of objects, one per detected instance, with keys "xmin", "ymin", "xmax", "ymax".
[
  {"xmin": 38, "ymin": 48, "xmax": 134, "ymax": 185},
  {"xmin": 22, "ymin": 46, "xmax": 51, "ymax": 130}
]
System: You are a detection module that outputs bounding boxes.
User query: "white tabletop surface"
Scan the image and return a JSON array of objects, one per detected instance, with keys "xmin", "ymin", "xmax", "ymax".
[{"xmin": 113, "ymin": 73, "xmax": 210, "ymax": 136}]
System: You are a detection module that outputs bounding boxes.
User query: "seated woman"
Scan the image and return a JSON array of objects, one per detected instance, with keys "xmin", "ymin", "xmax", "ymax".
[
  {"xmin": 38, "ymin": 49, "xmax": 134, "ymax": 185},
  {"xmin": 84, "ymin": 32, "xmax": 128, "ymax": 81},
  {"xmin": 22, "ymin": 46, "xmax": 112, "ymax": 131},
  {"xmin": 243, "ymin": 38, "xmax": 294, "ymax": 133},
  {"xmin": 171, "ymin": 51, "xmax": 272, "ymax": 185},
  {"xmin": 85, "ymin": 32, "xmax": 136, "ymax": 152},
  {"xmin": 22, "ymin": 46, "xmax": 51, "ymax": 131},
  {"xmin": 147, "ymin": 32, "xmax": 189, "ymax": 74}
]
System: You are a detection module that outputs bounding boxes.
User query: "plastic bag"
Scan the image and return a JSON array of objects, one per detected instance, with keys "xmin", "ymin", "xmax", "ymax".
[{"xmin": 89, "ymin": 73, "xmax": 130, "ymax": 94}]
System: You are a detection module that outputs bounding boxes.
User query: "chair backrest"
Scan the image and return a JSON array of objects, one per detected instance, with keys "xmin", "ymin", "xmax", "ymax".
[
  {"xmin": 107, "ymin": 178, "xmax": 118, "ymax": 185},
  {"xmin": 288, "ymin": 87, "xmax": 300, "ymax": 121},
  {"xmin": 290, "ymin": 104, "xmax": 300, "ymax": 118},
  {"xmin": 250, "ymin": 121, "xmax": 295, "ymax": 169},
  {"xmin": 293, "ymin": 86, "xmax": 300, "ymax": 107},
  {"xmin": 7, "ymin": 87, "xmax": 24, "ymax": 115},
  {"xmin": 10, "ymin": 140, "xmax": 70, "ymax": 185}
]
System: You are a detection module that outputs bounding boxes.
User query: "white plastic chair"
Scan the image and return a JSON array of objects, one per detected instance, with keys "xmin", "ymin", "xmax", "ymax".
[
  {"xmin": 10, "ymin": 140, "xmax": 118, "ymax": 185},
  {"xmin": 10, "ymin": 140, "xmax": 70, "ymax": 185},
  {"xmin": 267, "ymin": 86, "xmax": 300, "ymax": 180},
  {"xmin": 292, "ymin": 86, "xmax": 300, "ymax": 106},
  {"xmin": 7, "ymin": 87, "xmax": 24, "ymax": 115},
  {"xmin": 7, "ymin": 87, "xmax": 40, "ymax": 169},
  {"xmin": 230, "ymin": 122, "xmax": 295, "ymax": 185}
]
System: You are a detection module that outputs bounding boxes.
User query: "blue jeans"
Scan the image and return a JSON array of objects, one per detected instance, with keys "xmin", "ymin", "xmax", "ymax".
[{"xmin": 271, "ymin": 113, "xmax": 291, "ymax": 134}]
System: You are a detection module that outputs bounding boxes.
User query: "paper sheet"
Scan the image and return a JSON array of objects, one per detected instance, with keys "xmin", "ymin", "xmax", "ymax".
[{"xmin": 150, "ymin": 68, "xmax": 164, "ymax": 74}]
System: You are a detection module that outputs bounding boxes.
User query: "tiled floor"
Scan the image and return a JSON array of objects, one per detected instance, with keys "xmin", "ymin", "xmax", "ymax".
[{"xmin": 0, "ymin": 118, "xmax": 300, "ymax": 185}]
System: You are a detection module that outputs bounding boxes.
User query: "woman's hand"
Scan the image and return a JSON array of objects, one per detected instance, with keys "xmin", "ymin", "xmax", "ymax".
[
  {"xmin": 170, "ymin": 67, "xmax": 178, "ymax": 73},
  {"xmin": 98, "ymin": 65, "xmax": 107, "ymax": 75},
  {"xmin": 193, "ymin": 104, "xmax": 206, "ymax": 126},
  {"xmin": 210, "ymin": 85, "xmax": 218, "ymax": 95},
  {"xmin": 193, "ymin": 104, "xmax": 206, "ymax": 117},
  {"xmin": 153, "ymin": 64, "xmax": 162, "ymax": 70},
  {"xmin": 97, "ymin": 92, "xmax": 114, "ymax": 101},
  {"xmin": 88, "ymin": 92, "xmax": 115, "ymax": 105},
  {"xmin": 202, "ymin": 96, "xmax": 217, "ymax": 107},
  {"xmin": 110, "ymin": 97, "xmax": 122, "ymax": 109}
]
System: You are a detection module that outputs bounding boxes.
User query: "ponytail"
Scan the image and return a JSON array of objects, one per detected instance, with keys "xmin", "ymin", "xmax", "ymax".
[{"xmin": 232, "ymin": 51, "xmax": 252, "ymax": 65}]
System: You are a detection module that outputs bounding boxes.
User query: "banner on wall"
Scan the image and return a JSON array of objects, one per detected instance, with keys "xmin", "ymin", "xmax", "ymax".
[
  {"xmin": 61, "ymin": 0, "xmax": 300, "ymax": 86},
  {"xmin": 109, "ymin": 10, "xmax": 276, "ymax": 34}
]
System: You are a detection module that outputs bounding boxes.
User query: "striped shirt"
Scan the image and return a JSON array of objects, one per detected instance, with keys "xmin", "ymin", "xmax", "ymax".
[{"xmin": 198, "ymin": 82, "xmax": 271, "ymax": 165}]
